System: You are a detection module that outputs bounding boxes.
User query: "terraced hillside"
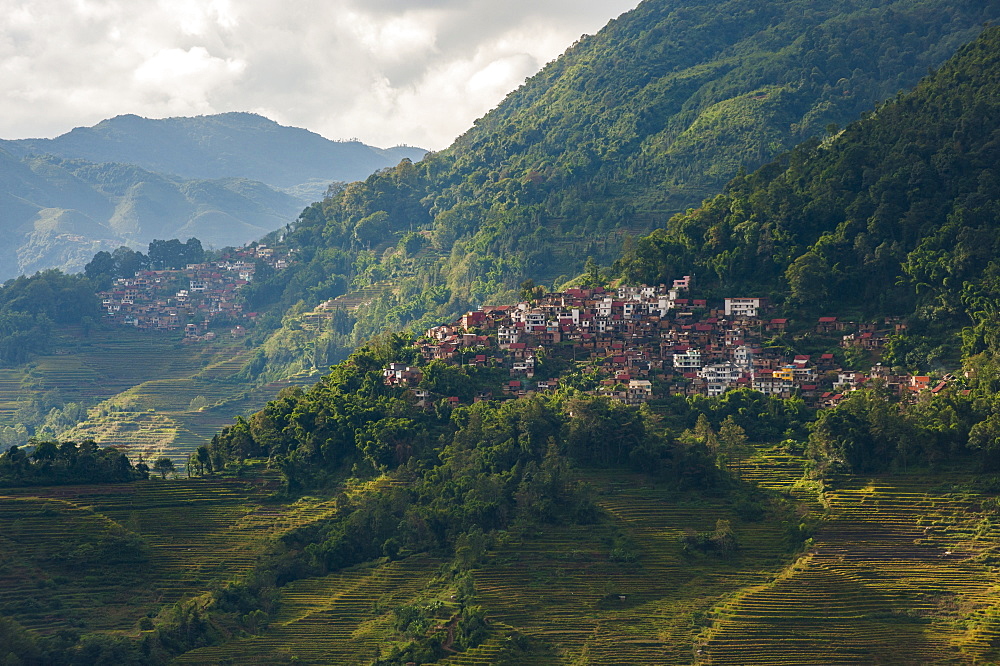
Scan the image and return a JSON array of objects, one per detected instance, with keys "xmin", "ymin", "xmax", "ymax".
[
  {"xmin": 7, "ymin": 451, "xmax": 1000, "ymax": 663},
  {"xmin": 165, "ymin": 458, "xmax": 1000, "ymax": 664},
  {"xmin": 699, "ymin": 472, "xmax": 1000, "ymax": 664},
  {"xmin": 469, "ymin": 473, "xmax": 796, "ymax": 664},
  {"xmin": 0, "ymin": 478, "xmax": 282, "ymax": 635},
  {"xmin": 0, "ymin": 325, "xmax": 315, "ymax": 467},
  {"xmin": 168, "ymin": 469, "xmax": 803, "ymax": 665},
  {"xmin": 175, "ymin": 556, "xmax": 448, "ymax": 665}
]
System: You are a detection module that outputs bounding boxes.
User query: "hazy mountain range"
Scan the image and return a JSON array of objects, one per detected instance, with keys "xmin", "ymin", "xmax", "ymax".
[{"xmin": 0, "ymin": 113, "xmax": 426, "ymax": 281}]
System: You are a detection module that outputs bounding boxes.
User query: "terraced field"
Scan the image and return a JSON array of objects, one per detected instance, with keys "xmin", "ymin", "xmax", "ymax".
[
  {"xmin": 0, "ymin": 478, "xmax": 281, "ymax": 635},
  {"xmin": 9, "ymin": 444, "xmax": 1000, "ymax": 664},
  {"xmin": 175, "ymin": 556, "xmax": 447, "ymax": 665},
  {"xmin": 13, "ymin": 327, "xmax": 319, "ymax": 467},
  {"xmin": 699, "ymin": 471, "xmax": 1000, "ymax": 664},
  {"xmin": 169, "ymin": 468, "xmax": 798, "ymax": 665},
  {"xmin": 466, "ymin": 473, "xmax": 795, "ymax": 664},
  {"xmin": 316, "ymin": 281, "xmax": 395, "ymax": 315}
]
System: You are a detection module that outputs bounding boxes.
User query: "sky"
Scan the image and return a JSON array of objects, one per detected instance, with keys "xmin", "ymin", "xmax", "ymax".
[{"xmin": 0, "ymin": 0, "xmax": 639, "ymax": 151}]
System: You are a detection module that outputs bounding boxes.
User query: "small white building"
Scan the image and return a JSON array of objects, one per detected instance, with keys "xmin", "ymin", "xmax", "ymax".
[
  {"xmin": 699, "ymin": 362, "xmax": 743, "ymax": 396},
  {"xmin": 724, "ymin": 297, "xmax": 765, "ymax": 318},
  {"xmin": 673, "ymin": 349, "xmax": 702, "ymax": 370}
]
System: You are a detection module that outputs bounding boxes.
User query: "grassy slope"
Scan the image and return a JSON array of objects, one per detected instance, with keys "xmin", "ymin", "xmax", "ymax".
[
  {"xmin": 4, "ymin": 455, "xmax": 1000, "ymax": 663},
  {"xmin": 0, "ymin": 478, "xmax": 279, "ymax": 635},
  {"xmin": 174, "ymin": 455, "xmax": 1000, "ymax": 665},
  {"xmin": 701, "ymin": 471, "xmax": 1000, "ymax": 664},
  {"xmin": 0, "ymin": 325, "xmax": 311, "ymax": 467}
]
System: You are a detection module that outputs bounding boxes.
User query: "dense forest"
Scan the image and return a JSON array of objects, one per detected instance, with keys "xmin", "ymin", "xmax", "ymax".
[
  {"xmin": 617, "ymin": 25, "xmax": 1000, "ymax": 370},
  {"xmin": 235, "ymin": 0, "xmax": 1000, "ymax": 379}
]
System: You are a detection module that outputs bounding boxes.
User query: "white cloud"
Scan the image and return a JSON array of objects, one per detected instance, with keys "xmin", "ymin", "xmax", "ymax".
[
  {"xmin": 133, "ymin": 46, "xmax": 246, "ymax": 112},
  {"xmin": 0, "ymin": 0, "xmax": 639, "ymax": 149}
]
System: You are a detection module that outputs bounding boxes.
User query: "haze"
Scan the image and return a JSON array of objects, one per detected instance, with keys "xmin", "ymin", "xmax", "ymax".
[{"xmin": 0, "ymin": 0, "xmax": 639, "ymax": 150}]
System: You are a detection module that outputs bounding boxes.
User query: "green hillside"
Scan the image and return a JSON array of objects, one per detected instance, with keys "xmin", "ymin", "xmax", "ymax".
[
  {"xmin": 617, "ymin": 24, "xmax": 1000, "ymax": 370},
  {"xmin": 239, "ymin": 0, "xmax": 1000, "ymax": 378},
  {"xmin": 0, "ymin": 324, "xmax": 313, "ymax": 467},
  {"xmin": 9, "ymin": 4, "xmax": 1000, "ymax": 665},
  {"xmin": 9, "ymin": 441, "xmax": 1000, "ymax": 663}
]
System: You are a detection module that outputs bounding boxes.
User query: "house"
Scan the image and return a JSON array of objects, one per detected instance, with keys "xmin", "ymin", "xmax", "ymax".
[
  {"xmin": 816, "ymin": 317, "xmax": 840, "ymax": 333},
  {"xmin": 461, "ymin": 311, "xmax": 488, "ymax": 331},
  {"xmin": 699, "ymin": 362, "xmax": 743, "ymax": 396},
  {"xmin": 626, "ymin": 380, "xmax": 653, "ymax": 405},
  {"xmin": 724, "ymin": 297, "xmax": 766, "ymax": 318},
  {"xmin": 673, "ymin": 349, "xmax": 702, "ymax": 371}
]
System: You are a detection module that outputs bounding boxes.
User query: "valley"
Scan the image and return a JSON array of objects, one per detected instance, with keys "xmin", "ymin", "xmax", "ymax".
[{"xmin": 4, "ymin": 0, "xmax": 1000, "ymax": 664}]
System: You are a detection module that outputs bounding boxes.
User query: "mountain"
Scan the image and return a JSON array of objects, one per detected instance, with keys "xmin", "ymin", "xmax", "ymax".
[
  {"xmin": 10, "ymin": 5, "xmax": 1000, "ymax": 665},
  {"xmin": 3, "ymin": 113, "xmax": 427, "ymax": 200},
  {"xmin": 169, "ymin": 25, "xmax": 1000, "ymax": 662},
  {"xmin": 240, "ymin": 0, "xmax": 1000, "ymax": 377},
  {"xmin": 616, "ymin": 23, "xmax": 1000, "ymax": 369},
  {"xmin": 0, "ymin": 150, "xmax": 304, "ymax": 279},
  {"xmin": 0, "ymin": 114, "xmax": 427, "ymax": 280}
]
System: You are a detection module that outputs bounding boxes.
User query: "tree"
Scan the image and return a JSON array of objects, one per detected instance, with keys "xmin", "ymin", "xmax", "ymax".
[
  {"xmin": 111, "ymin": 246, "xmax": 149, "ymax": 277},
  {"xmin": 785, "ymin": 251, "xmax": 831, "ymax": 305},
  {"xmin": 196, "ymin": 446, "xmax": 213, "ymax": 475},
  {"xmin": 354, "ymin": 211, "xmax": 391, "ymax": 247},
  {"xmin": 694, "ymin": 413, "xmax": 719, "ymax": 455},
  {"xmin": 718, "ymin": 415, "xmax": 749, "ymax": 479},
  {"xmin": 582, "ymin": 257, "xmax": 605, "ymax": 289},
  {"xmin": 153, "ymin": 457, "xmax": 175, "ymax": 479},
  {"xmin": 147, "ymin": 238, "xmax": 203, "ymax": 270},
  {"xmin": 968, "ymin": 413, "xmax": 1000, "ymax": 471},
  {"xmin": 84, "ymin": 251, "xmax": 116, "ymax": 290}
]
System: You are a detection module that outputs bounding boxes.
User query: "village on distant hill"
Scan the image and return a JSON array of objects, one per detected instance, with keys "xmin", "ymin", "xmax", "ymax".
[
  {"xmin": 96, "ymin": 244, "xmax": 293, "ymax": 338},
  {"xmin": 385, "ymin": 277, "xmax": 950, "ymax": 408}
]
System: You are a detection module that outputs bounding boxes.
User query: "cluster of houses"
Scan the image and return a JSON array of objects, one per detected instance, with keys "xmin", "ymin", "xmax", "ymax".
[
  {"xmin": 97, "ymin": 244, "xmax": 290, "ymax": 335},
  {"xmin": 384, "ymin": 278, "xmax": 947, "ymax": 407}
]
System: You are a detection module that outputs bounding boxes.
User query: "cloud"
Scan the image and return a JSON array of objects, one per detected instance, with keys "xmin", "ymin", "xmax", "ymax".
[
  {"xmin": 133, "ymin": 47, "xmax": 246, "ymax": 113},
  {"xmin": 0, "ymin": 0, "xmax": 638, "ymax": 149}
]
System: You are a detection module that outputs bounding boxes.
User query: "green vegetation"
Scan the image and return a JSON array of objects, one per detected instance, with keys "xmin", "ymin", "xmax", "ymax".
[
  {"xmin": 0, "ymin": 476, "xmax": 332, "ymax": 664},
  {"xmin": 236, "ymin": 0, "xmax": 1000, "ymax": 381},
  {"xmin": 0, "ymin": 270, "xmax": 100, "ymax": 366},
  {"xmin": 618, "ymin": 25, "xmax": 1000, "ymax": 370},
  {"xmin": 0, "ymin": 440, "xmax": 146, "ymax": 486},
  {"xmin": 83, "ymin": 238, "xmax": 205, "ymax": 289},
  {"xmin": 9, "ymin": 4, "xmax": 1000, "ymax": 665},
  {"xmin": 0, "ymin": 323, "xmax": 311, "ymax": 469}
]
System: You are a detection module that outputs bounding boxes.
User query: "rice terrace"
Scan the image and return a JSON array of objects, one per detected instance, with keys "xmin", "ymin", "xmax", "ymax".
[{"xmin": 6, "ymin": 0, "xmax": 1000, "ymax": 663}]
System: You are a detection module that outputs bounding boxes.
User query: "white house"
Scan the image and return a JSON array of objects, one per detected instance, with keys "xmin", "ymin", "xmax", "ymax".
[{"xmin": 724, "ymin": 297, "xmax": 765, "ymax": 318}]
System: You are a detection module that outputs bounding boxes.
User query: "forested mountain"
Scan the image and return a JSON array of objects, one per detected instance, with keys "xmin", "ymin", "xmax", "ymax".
[
  {"xmin": 3, "ymin": 113, "xmax": 427, "ymax": 200},
  {"xmin": 0, "ymin": 114, "xmax": 427, "ymax": 281},
  {"xmin": 0, "ymin": 147, "xmax": 302, "ymax": 280},
  {"xmin": 617, "ymin": 24, "xmax": 1000, "ymax": 370},
  {"xmin": 12, "ymin": 5, "xmax": 1000, "ymax": 666},
  {"xmin": 243, "ymin": 0, "xmax": 1000, "ymax": 375}
]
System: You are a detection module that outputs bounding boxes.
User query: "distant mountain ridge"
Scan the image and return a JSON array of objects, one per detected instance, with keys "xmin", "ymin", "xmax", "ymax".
[
  {"xmin": 3, "ymin": 113, "xmax": 427, "ymax": 198},
  {"xmin": 0, "ymin": 114, "xmax": 428, "ymax": 280}
]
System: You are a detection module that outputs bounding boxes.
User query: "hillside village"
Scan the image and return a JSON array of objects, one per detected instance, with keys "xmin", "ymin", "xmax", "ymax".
[
  {"xmin": 386, "ymin": 278, "xmax": 949, "ymax": 408},
  {"xmin": 97, "ymin": 245, "xmax": 291, "ymax": 338}
]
